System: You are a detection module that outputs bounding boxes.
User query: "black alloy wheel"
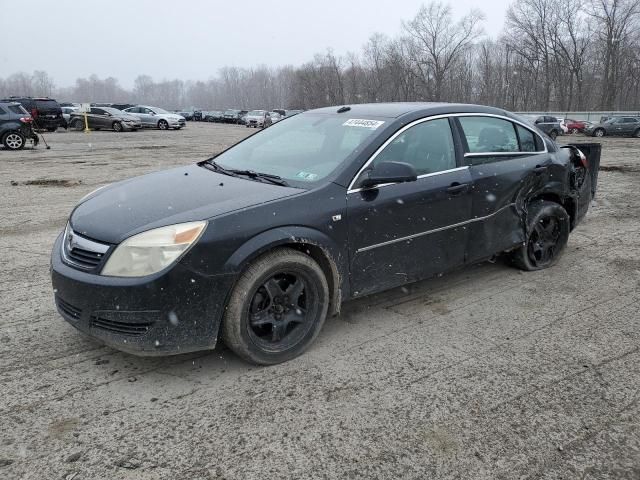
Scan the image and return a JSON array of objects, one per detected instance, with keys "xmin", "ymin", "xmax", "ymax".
[
  {"xmin": 222, "ymin": 248, "xmax": 329, "ymax": 365},
  {"xmin": 510, "ymin": 201, "xmax": 570, "ymax": 271}
]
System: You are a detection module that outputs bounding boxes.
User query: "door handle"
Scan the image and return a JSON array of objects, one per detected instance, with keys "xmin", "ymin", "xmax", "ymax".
[
  {"xmin": 534, "ymin": 165, "xmax": 548, "ymax": 174},
  {"xmin": 446, "ymin": 182, "xmax": 469, "ymax": 195}
]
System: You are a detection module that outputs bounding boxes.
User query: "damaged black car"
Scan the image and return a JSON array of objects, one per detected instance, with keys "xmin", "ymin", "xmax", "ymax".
[{"xmin": 51, "ymin": 103, "xmax": 597, "ymax": 364}]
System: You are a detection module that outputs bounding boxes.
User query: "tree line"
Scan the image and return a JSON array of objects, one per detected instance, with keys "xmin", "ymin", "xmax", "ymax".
[{"xmin": 1, "ymin": 0, "xmax": 638, "ymax": 112}]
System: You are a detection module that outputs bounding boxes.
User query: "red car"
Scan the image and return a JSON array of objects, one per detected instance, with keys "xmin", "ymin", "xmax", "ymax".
[{"xmin": 565, "ymin": 119, "xmax": 587, "ymax": 134}]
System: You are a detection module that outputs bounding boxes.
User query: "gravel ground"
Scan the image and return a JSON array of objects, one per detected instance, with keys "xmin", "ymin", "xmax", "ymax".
[{"xmin": 0, "ymin": 124, "xmax": 638, "ymax": 480}]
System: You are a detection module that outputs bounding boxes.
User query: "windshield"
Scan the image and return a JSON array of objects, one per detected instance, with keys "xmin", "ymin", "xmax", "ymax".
[
  {"xmin": 212, "ymin": 113, "xmax": 384, "ymax": 185},
  {"xmin": 604, "ymin": 118, "xmax": 619, "ymax": 124},
  {"xmin": 151, "ymin": 107, "xmax": 169, "ymax": 114},
  {"xmin": 248, "ymin": 110, "xmax": 265, "ymax": 116},
  {"xmin": 103, "ymin": 107, "xmax": 124, "ymax": 115}
]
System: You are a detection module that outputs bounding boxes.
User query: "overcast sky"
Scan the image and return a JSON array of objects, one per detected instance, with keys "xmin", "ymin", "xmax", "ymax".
[{"xmin": 0, "ymin": 0, "xmax": 512, "ymax": 88}]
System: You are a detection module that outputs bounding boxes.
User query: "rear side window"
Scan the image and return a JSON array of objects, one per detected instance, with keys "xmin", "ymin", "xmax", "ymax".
[{"xmin": 459, "ymin": 117, "xmax": 519, "ymax": 154}]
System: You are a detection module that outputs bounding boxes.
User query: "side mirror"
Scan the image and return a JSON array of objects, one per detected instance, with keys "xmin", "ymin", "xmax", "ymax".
[
  {"xmin": 359, "ymin": 161, "xmax": 417, "ymax": 189},
  {"xmin": 534, "ymin": 119, "xmax": 542, "ymax": 124}
]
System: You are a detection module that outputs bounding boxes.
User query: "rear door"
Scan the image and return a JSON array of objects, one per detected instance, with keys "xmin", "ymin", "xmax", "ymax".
[
  {"xmin": 347, "ymin": 117, "xmax": 473, "ymax": 296},
  {"xmin": 454, "ymin": 115, "xmax": 552, "ymax": 263}
]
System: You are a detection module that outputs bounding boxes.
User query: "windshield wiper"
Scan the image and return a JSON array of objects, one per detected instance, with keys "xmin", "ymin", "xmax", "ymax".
[
  {"xmin": 202, "ymin": 159, "xmax": 289, "ymax": 186},
  {"xmin": 202, "ymin": 159, "xmax": 241, "ymax": 178},
  {"xmin": 228, "ymin": 169, "xmax": 289, "ymax": 186}
]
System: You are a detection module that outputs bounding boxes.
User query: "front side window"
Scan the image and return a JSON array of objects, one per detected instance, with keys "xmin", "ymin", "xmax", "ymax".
[
  {"xmin": 371, "ymin": 118, "xmax": 456, "ymax": 176},
  {"xmin": 459, "ymin": 116, "xmax": 519, "ymax": 154},
  {"xmin": 516, "ymin": 125, "xmax": 538, "ymax": 152}
]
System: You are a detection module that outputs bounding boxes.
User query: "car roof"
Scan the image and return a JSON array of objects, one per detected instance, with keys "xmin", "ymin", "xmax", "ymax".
[{"xmin": 308, "ymin": 102, "xmax": 511, "ymax": 118}]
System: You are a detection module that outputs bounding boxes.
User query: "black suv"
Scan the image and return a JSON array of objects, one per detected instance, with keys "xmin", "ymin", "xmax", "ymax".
[
  {"xmin": 1, "ymin": 97, "xmax": 66, "ymax": 131},
  {"xmin": 0, "ymin": 102, "xmax": 38, "ymax": 150}
]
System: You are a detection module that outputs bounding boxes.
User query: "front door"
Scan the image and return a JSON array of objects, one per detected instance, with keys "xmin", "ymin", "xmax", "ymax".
[{"xmin": 347, "ymin": 117, "xmax": 473, "ymax": 297}]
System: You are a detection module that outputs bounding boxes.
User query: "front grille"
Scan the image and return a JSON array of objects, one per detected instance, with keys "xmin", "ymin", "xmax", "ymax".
[
  {"xmin": 56, "ymin": 297, "xmax": 82, "ymax": 321},
  {"xmin": 62, "ymin": 225, "xmax": 110, "ymax": 272},
  {"xmin": 67, "ymin": 247, "xmax": 104, "ymax": 268},
  {"xmin": 90, "ymin": 315, "xmax": 154, "ymax": 336}
]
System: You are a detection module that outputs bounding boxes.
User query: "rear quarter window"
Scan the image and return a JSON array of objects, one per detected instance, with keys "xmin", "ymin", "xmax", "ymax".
[{"xmin": 8, "ymin": 105, "xmax": 27, "ymax": 115}]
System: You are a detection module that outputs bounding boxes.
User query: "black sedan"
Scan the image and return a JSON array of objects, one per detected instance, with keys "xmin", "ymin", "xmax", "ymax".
[{"xmin": 51, "ymin": 103, "xmax": 596, "ymax": 364}]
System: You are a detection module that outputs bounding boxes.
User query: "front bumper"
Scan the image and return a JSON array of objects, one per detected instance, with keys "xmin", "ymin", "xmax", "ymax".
[
  {"xmin": 50, "ymin": 233, "xmax": 235, "ymax": 356},
  {"xmin": 123, "ymin": 122, "xmax": 142, "ymax": 130}
]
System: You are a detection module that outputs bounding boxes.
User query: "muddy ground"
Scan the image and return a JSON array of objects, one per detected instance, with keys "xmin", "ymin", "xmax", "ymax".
[{"xmin": 1, "ymin": 124, "xmax": 639, "ymax": 479}]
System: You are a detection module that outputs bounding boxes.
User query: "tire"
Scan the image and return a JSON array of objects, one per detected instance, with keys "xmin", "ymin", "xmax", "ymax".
[
  {"xmin": 593, "ymin": 128, "xmax": 605, "ymax": 137},
  {"xmin": 510, "ymin": 201, "xmax": 570, "ymax": 271},
  {"xmin": 47, "ymin": 127, "xmax": 57, "ymax": 132},
  {"xmin": 570, "ymin": 128, "xmax": 579, "ymax": 134},
  {"xmin": 158, "ymin": 119, "xmax": 169, "ymax": 130},
  {"xmin": 222, "ymin": 248, "xmax": 329, "ymax": 365},
  {"xmin": 112, "ymin": 121, "xmax": 123, "ymax": 132},
  {"xmin": 3, "ymin": 131, "xmax": 25, "ymax": 150},
  {"xmin": 72, "ymin": 119, "xmax": 84, "ymax": 131},
  {"xmin": 633, "ymin": 129, "xmax": 640, "ymax": 138},
  {"xmin": 549, "ymin": 130, "xmax": 558, "ymax": 140}
]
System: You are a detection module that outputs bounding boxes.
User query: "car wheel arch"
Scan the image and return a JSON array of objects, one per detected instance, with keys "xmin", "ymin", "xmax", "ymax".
[
  {"xmin": 223, "ymin": 227, "xmax": 344, "ymax": 316},
  {"xmin": 527, "ymin": 192, "xmax": 576, "ymax": 230}
]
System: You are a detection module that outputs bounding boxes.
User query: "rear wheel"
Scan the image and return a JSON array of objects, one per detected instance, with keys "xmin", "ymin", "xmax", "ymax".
[
  {"xmin": 3, "ymin": 131, "xmax": 25, "ymax": 150},
  {"xmin": 222, "ymin": 248, "xmax": 329, "ymax": 365},
  {"xmin": 72, "ymin": 119, "xmax": 84, "ymax": 131},
  {"xmin": 510, "ymin": 201, "xmax": 570, "ymax": 271},
  {"xmin": 158, "ymin": 119, "xmax": 169, "ymax": 130},
  {"xmin": 593, "ymin": 128, "xmax": 605, "ymax": 137}
]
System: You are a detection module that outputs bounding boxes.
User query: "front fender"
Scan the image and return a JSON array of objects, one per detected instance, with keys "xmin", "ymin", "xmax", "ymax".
[{"xmin": 223, "ymin": 226, "xmax": 348, "ymax": 313}]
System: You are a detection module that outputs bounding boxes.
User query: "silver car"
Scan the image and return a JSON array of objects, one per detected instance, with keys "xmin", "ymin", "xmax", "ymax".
[{"xmin": 123, "ymin": 105, "xmax": 186, "ymax": 130}]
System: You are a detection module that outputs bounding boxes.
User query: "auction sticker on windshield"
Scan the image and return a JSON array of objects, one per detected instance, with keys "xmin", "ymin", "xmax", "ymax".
[{"xmin": 343, "ymin": 119, "xmax": 385, "ymax": 129}]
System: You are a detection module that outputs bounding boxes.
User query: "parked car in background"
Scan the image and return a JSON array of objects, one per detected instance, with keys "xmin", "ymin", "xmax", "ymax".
[
  {"xmin": 584, "ymin": 116, "xmax": 640, "ymax": 137},
  {"xmin": 555, "ymin": 118, "xmax": 569, "ymax": 134},
  {"xmin": 244, "ymin": 110, "xmax": 272, "ymax": 128},
  {"xmin": 269, "ymin": 112, "xmax": 283, "ymax": 123},
  {"xmin": 61, "ymin": 106, "xmax": 78, "ymax": 124},
  {"xmin": 111, "ymin": 103, "xmax": 135, "ymax": 111},
  {"xmin": 222, "ymin": 109, "xmax": 247, "ymax": 124},
  {"xmin": 204, "ymin": 111, "xmax": 223, "ymax": 122},
  {"xmin": 0, "ymin": 101, "xmax": 38, "ymax": 150},
  {"xmin": 51, "ymin": 103, "xmax": 596, "ymax": 364},
  {"xmin": 1, "ymin": 96, "xmax": 66, "ymax": 131},
  {"xmin": 565, "ymin": 119, "xmax": 588, "ymax": 134},
  {"xmin": 68, "ymin": 107, "xmax": 142, "ymax": 132},
  {"xmin": 272, "ymin": 109, "xmax": 286, "ymax": 117},
  {"xmin": 177, "ymin": 110, "xmax": 194, "ymax": 121},
  {"xmin": 522, "ymin": 115, "xmax": 563, "ymax": 140},
  {"xmin": 285, "ymin": 110, "xmax": 304, "ymax": 117},
  {"xmin": 124, "ymin": 106, "xmax": 186, "ymax": 130},
  {"xmin": 193, "ymin": 110, "xmax": 203, "ymax": 121}
]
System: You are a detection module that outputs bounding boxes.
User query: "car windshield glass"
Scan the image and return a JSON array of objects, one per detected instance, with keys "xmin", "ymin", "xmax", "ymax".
[
  {"xmin": 102, "ymin": 107, "xmax": 122, "ymax": 114},
  {"xmin": 248, "ymin": 110, "xmax": 264, "ymax": 116},
  {"xmin": 212, "ymin": 113, "xmax": 383, "ymax": 185},
  {"xmin": 604, "ymin": 118, "xmax": 618, "ymax": 124},
  {"xmin": 152, "ymin": 107, "xmax": 169, "ymax": 114}
]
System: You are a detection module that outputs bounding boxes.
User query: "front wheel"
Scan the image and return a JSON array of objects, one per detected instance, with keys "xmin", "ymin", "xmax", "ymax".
[
  {"xmin": 71, "ymin": 119, "xmax": 84, "ymax": 131},
  {"xmin": 158, "ymin": 119, "xmax": 169, "ymax": 130},
  {"xmin": 549, "ymin": 130, "xmax": 558, "ymax": 140},
  {"xmin": 112, "ymin": 121, "xmax": 123, "ymax": 132},
  {"xmin": 593, "ymin": 128, "xmax": 605, "ymax": 137},
  {"xmin": 510, "ymin": 201, "xmax": 570, "ymax": 271},
  {"xmin": 3, "ymin": 131, "xmax": 25, "ymax": 150},
  {"xmin": 222, "ymin": 248, "xmax": 329, "ymax": 365},
  {"xmin": 633, "ymin": 129, "xmax": 640, "ymax": 138}
]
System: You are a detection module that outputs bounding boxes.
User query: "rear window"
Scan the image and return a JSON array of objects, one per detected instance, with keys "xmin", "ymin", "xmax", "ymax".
[{"xmin": 35, "ymin": 100, "xmax": 61, "ymax": 112}]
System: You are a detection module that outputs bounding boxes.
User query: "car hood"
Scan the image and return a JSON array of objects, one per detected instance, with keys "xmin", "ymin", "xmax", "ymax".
[{"xmin": 69, "ymin": 164, "xmax": 302, "ymax": 244}]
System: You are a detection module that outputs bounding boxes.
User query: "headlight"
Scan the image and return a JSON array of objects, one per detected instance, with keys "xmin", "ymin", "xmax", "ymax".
[{"xmin": 101, "ymin": 221, "xmax": 207, "ymax": 277}]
